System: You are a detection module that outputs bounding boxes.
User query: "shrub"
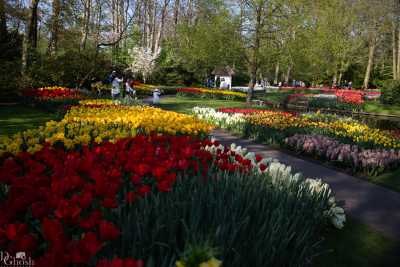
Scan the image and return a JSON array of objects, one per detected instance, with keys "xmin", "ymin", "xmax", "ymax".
[
  {"xmin": 382, "ymin": 80, "xmax": 400, "ymax": 105},
  {"xmin": 308, "ymin": 98, "xmax": 363, "ymax": 111}
]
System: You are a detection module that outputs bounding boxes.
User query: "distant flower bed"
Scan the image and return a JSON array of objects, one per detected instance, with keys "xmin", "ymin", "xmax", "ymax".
[
  {"xmin": 285, "ymin": 134, "xmax": 400, "ymax": 176},
  {"xmin": 177, "ymin": 88, "xmax": 246, "ymax": 100},
  {"xmin": 21, "ymin": 86, "xmax": 88, "ymax": 112},
  {"xmin": 282, "ymin": 88, "xmax": 382, "ymax": 108},
  {"xmin": 192, "ymin": 107, "xmax": 400, "ymax": 176},
  {"xmin": 23, "ymin": 86, "xmax": 84, "ymax": 99},
  {"xmin": 218, "ymin": 108, "xmax": 273, "ymax": 114}
]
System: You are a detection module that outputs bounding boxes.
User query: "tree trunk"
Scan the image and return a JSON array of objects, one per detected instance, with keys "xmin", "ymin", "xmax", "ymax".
[
  {"xmin": 173, "ymin": 0, "xmax": 180, "ymax": 34},
  {"xmin": 22, "ymin": 0, "xmax": 40, "ymax": 75},
  {"xmin": 363, "ymin": 40, "xmax": 376, "ymax": 89},
  {"xmin": 274, "ymin": 62, "xmax": 280, "ymax": 85},
  {"xmin": 94, "ymin": 0, "xmax": 102, "ymax": 48},
  {"xmin": 48, "ymin": 0, "xmax": 61, "ymax": 54},
  {"xmin": 155, "ymin": 0, "xmax": 170, "ymax": 53},
  {"xmin": 81, "ymin": 0, "xmax": 91, "ymax": 50},
  {"xmin": 338, "ymin": 71, "xmax": 343, "ymax": 86},
  {"xmin": 28, "ymin": 0, "xmax": 40, "ymax": 49},
  {"xmin": 332, "ymin": 73, "xmax": 337, "ymax": 88},
  {"xmin": 393, "ymin": 22, "xmax": 397, "ymax": 80},
  {"xmin": 247, "ymin": 5, "xmax": 262, "ymax": 103},
  {"xmin": 397, "ymin": 26, "xmax": 400, "ymax": 79},
  {"xmin": 0, "ymin": 0, "xmax": 7, "ymax": 41},
  {"xmin": 285, "ymin": 65, "xmax": 291, "ymax": 84},
  {"xmin": 151, "ymin": 0, "xmax": 157, "ymax": 52}
]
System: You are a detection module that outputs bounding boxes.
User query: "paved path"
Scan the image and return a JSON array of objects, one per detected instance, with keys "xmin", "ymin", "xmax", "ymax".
[{"xmin": 211, "ymin": 129, "xmax": 400, "ymax": 240}]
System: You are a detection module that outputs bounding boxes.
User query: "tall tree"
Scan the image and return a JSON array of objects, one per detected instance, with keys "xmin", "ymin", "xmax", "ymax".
[
  {"xmin": 21, "ymin": 0, "xmax": 40, "ymax": 74},
  {"xmin": 242, "ymin": 0, "xmax": 281, "ymax": 102},
  {"xmin": 0, "ymin": 0, "xmax": 7, "ymax": 40},
  {"xmin": 48, "ymin": 0, "xmax": 62, "ymax": 54}
]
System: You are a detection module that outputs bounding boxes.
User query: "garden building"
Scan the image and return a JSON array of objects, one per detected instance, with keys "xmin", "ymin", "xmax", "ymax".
[{"xmin": 212, "ymin": 66, "xmax": 235, "ymax": 89}]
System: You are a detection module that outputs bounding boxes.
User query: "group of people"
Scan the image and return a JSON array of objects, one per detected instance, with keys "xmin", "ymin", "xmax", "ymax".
[
  {"xmin": 107, "ymin": 71, "xmax": 136, "ymax": 99},
  {"xmin": 333, "ymin": 80, "xmax": 353, "ymax": 90},
  {"xmin": 106, "ymin": 71, "xmax": 161, "ymax": 104}
]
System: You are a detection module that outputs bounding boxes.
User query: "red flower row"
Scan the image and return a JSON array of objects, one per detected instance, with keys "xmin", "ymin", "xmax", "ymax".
[
  {"xmin": 23, "ymin": 88, "xmax": 84, "ymax": 99},
  {"xmin": 0, "ymin": 135, "xmax": 265, "ymax": 266},
  {"xmin": 330, "ymin": 90, "xmax": 364, "ymax": 104}
]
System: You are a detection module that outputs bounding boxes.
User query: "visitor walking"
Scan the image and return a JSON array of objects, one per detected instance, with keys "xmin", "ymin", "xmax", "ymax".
[
  {"xmin": 125, "ymin": 78, "xmax": 136, "ymax": 98},
  {"xmin": 111, "ymin": 71, "xmax": 123, "ymax": 99},
  {"xmin": 153, "ymin": 88, "xmax": 161, "ymax": 105}
]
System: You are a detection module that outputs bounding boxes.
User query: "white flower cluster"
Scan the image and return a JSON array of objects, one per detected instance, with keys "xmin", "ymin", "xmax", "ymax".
[
  {"xmin": 203, "ymin": 140, "xmax": 346, "ymax": 229},
  {"xmin": 325, "ymin": 196, "xmax": 346, "ymax": 229},
  {"xmin": 204, "ymin": 141, "xmax": 273, "ymax": 174},
  {"xmin": 192, "ymin": 107, "xmax": 245, "ymax": 129}
]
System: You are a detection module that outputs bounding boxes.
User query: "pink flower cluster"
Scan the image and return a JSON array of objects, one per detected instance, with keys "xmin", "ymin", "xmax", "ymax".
[{"xmin": 285, "ymin": 134, "xmax": 400, "ymax": 175}]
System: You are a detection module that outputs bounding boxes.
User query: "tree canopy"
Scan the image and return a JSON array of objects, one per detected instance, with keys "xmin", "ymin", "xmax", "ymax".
[{"xmin": 1, "ymin": 0, "xmax": 399, "ymax": 100}]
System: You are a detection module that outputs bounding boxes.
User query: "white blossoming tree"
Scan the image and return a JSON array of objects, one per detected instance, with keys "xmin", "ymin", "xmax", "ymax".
[{"xmin": 127, "ymin": 46, "xmax": 161, "ymax": 84}]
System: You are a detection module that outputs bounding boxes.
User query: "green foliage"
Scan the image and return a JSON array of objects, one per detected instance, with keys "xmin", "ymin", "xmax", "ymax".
[
  {"xmin": 0, "ymin": 32, "xmax": 23, "ymax": 101},
  {"xmin": 381, "ymin": 80, "xmax": 400, "ymax": 105},
  {"xmin": 23, "ymin": 49, "xmax": 112, "ymax": 90},
  {"xmin": 102, "ymin": 168, "xmax": 330, "ymax": 267},
  {"xmin": 169, "ymin": 6, "xmax": 244, "ymax": 83},
  {"xmin": 178, "ymin": 244, "xmax": 219, "ymax": 267},
  {"xmin": 308, "ymin": 98, "xmax": 363, "ymax": 111}
]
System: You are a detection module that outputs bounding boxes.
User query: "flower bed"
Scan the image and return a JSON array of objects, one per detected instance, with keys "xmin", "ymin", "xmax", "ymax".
[
  {"xmin": 22, "ymin": 86, "xmax": 88, "ymax": 112},
  {"xmin": 0, "ymin": 99, "xmax": 344, "ymax": 266},
  {"xmin": 285, "ymin": 134, "xmax": 400, "ymax": 176},
  {"xmin": 177, "ymin": 88, "xmax": 246, "ymax": 100},
  {"xmin": 22, "ymin": 86, "xmax": 85, "ymax": 99},
  {"xmin": 282, "ymin": 89, "xmax": 383, "ymax": 111},
  {"xmin": 192, "ymin": 107, "xmax": 400, "ymax": 175},
  {"xmin": 0, "ymin": 105, "xmax": 212, "ymax": 155},
  {"xmin": 217, "ymin": 108, "xmax": 272, "ymax": 114}
]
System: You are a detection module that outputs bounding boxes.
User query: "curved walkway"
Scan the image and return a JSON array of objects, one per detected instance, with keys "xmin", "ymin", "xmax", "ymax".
[{"xmin": 211, "ymin": 129, "xmax": 400, "ymax": 240}]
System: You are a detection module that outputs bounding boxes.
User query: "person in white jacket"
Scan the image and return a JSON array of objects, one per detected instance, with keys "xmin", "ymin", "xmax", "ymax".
[
  {"xmin": 111, "ymin": 72, "xmax": 123, "ymax": 99},
  {"xmin": 153, "ymin": 88, "xmax": 161, "ymax": 105}
]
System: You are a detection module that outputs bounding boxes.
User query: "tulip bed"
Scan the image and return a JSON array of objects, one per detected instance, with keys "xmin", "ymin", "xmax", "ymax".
[
  {"xmin": 0, "ymin": 101, "xmax": 345, "ymax": 266},
  {"xmin": 22, "ymin": 86, "xmax": 88, "ymax": 112},
  {"xmin": 0, "ymin": 104, "xmax": 212, "ymax": 155},
  {"xmin": 177, "ymin": 88, "xmax": 246, "ymax": 100},
  {"xmin": 192, "ymin": 107, "xmax": 400, "ymax": 176}
]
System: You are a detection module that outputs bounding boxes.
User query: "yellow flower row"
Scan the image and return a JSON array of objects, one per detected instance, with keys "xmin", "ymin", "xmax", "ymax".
[
  {"xmin": 0, "ymin": 105, "xmax": 213, "ymax": 155},
  {"xmin": 79, "ymin": 99, "xmax": 118, "ymax": 105},
  {"xmin": 198, "ymin": 88, "xmax": 247, "ymax": 98},
  {"xmin": 247, "ymin": 112, "xmax": 400, "ymax": 149},
  {"xmin": 38, "ymin": 86, "xmax": 70, "ymax": 90}
]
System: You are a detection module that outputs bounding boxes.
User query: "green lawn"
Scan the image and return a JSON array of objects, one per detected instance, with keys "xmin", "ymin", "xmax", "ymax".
[
  {"xmin": 159, "ymin": 96, "xmax": 249, "ymax": 114},
  {"xmin": 364, "ymin": 102, "xmax": 400, "ymax": 116},
  {"xmin": 0, "ymin": 105, "xmax": 60, "ymax": 137},
  {"xmin": 257, "ymin": 92, "xmax": 292, "ymax": 105},
  {"xmin": 367, "ymin": 169, "xmax": 400, "ymax": 193},
  {"xmin": 315, "ymin": 219, "xmax": 400, "ymax": 267}
]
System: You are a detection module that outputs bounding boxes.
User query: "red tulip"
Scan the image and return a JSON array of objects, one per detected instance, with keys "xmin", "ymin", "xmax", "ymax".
[{"xmin": 99, "ymin": 221, "xmax": 120, "ymax": 241}]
